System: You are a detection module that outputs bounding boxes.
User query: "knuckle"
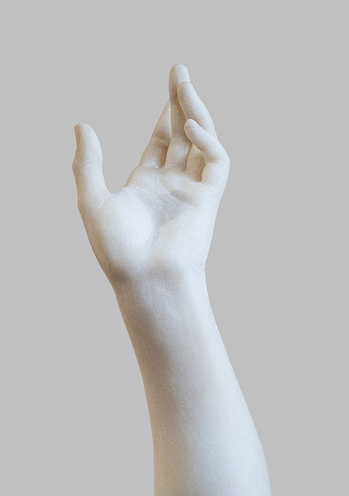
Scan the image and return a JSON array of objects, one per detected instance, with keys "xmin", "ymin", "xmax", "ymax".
[
  {"xmin": 77, "ymin": 196, "xmax": 87, "ymax": 215},
  {"xmin": 219, "ymin": 148, "xmax": 230, "ymax": 165},
  {"xmin": 153, "ymin": 135, "xmax": 170, "ymax": 148},
  {"xmin": 77, "ymin": 199, "xmax": 84, "ymax": 214},
  {"xmin": 72, "ymin": 158, "xmax": 79, "ymax": 175}
]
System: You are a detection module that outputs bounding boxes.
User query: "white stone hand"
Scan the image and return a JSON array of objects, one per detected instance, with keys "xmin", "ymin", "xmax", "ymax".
[{"xmin": 72, "ymin": 64, "xmax": 230, "ymax": 286}]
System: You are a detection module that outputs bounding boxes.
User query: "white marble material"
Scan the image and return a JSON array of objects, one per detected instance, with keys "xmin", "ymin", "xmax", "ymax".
[{"xmin": 72, "ymin": 64, "xmax": 272, "ymax": 496}]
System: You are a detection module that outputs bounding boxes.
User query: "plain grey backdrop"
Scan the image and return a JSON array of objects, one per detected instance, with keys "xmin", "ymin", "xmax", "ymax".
[{"xmin": 1, "ymin": 1, "xmax": 347, "ymax": 494}]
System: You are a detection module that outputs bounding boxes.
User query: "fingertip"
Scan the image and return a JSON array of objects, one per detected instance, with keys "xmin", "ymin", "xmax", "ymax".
[
  {"xmin": 74, "ymin": 122, "xmax": 92, "ymax": 145},
  {"xmin": 184, "ymin": 119, "xmax": 205, "ymax": 148},
  {"xmin": 184, "ymin": 118, "xmax": 199, "ymax": 133},
  {"xmin": 74, "ymin": 123, "xmax": 103, "ymax": 161},
  {"xmin": 178, "ymin": 80, "xmax": 192, "ymax": 90},
  {"xmin": 74, "ymin": 122, "xmax": 94, "ymax": 134},
  {"xmin": 169, "ymin": 64, "xmax": 191, "ymax": 98},
  {"xmin": 170, "ymin": 63, "xmax": 190, "ymax": 79},
  {"xmin": 177, "ymin": 80, "xmax": 193, "ymax": 99}
]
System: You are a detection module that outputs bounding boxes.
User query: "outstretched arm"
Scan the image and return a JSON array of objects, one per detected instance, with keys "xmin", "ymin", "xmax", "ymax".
[{"xmin": 72, "ymin": 64, "xmax": 272, "ymax": 496}]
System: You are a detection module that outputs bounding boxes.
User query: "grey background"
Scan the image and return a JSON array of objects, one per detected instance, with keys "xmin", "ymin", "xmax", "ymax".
[{"xmin": 1, "ymin": 1, "xmax": 348, "ymax": 495}]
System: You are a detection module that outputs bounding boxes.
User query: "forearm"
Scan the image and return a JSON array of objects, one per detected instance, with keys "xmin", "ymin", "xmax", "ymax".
[
  {"xmin": 113, "ymin": 271, "xmax": 272, "ymax": 496},
  {"xmin": 73, "ymin": 64, "xmax": 272, "ymax": 495}
]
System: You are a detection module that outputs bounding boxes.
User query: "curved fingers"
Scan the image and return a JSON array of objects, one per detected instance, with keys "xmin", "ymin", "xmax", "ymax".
[
  {"xmin": 184, "ymin": 119, "xmax": 230, "ymax": 192},
  {"xmin": 177, "ymin": 79, "xmax": 217, "ymax": 180},
  {"xmin": 165, "ymin": 64, "xmax": 192, "ymax": 171},
  {"xmin": 178, "ymin": 81, "xmax": 217, "ymax": 137},
  {"xmin": 169, "ymin": 64, "xmax": 191, "ymax": 138}
]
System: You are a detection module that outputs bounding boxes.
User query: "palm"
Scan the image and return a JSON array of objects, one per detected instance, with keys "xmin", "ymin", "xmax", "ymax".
[
  {"xmin": 96, "ymin": 164, "xmax": 216, "ymax": 278},
  {"xmin": 73, "ymin": 65, "xmax": 230, "ymax": 285}
]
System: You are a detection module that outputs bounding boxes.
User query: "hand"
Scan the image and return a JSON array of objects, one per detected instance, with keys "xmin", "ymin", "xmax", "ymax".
[{"xmin": 72, "ymin": 64, "xmax": 230, "ymax": 287}]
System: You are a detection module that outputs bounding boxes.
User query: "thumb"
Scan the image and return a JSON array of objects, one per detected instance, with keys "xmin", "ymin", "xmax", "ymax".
[{"xmin": 72, "ymin": 123, "xmax": 109, "ymax": 213}]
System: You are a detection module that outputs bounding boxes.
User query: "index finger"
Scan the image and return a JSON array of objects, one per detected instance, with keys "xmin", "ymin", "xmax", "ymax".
[{"xmin": 177, "ymin": 81, "xmax": 217, "ymax": 137}]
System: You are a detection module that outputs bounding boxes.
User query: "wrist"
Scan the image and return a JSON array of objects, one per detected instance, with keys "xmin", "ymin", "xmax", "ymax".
[
  {"xmin": 111, "ymin": 263, "xmax": 207, "ymax": 296},
  {"xmin": 111, "ymin": 266, "xmax": 214, "ymax": 342}
]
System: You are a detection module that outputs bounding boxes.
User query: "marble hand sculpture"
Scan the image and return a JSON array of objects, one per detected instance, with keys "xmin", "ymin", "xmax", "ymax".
[{"xmin": 72, "ymin": 64, "xmax": 272, "ymax": 496}]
